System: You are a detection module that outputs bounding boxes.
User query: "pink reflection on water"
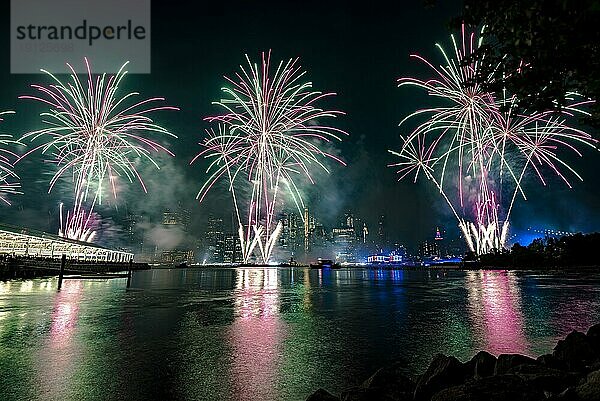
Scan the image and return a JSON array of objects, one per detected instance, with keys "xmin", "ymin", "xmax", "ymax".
[
  {"xmin": 466, "ymin": 271, "xmax": 529, "ymax": 355},
  {"xmin": 49, "ymin": 282, "xmax": 83, "ymax": 347},
  {"xmin": 228, "ymin": 268, "xmax": 286, "ymax": 401},
  {"xmin": 36, "ymin": 280, "xmax": 84, "ymax": 399}
]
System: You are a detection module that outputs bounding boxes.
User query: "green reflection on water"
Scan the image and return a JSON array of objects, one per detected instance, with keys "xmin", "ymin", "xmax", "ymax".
[{"xmin": 1, "ymin": 268, "xmax": 600, "ymax": 401}]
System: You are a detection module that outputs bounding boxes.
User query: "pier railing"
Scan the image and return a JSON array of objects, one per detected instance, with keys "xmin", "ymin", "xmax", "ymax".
[{"xmin": 0, "ymin": 222, "xmax": 133, "ymax": 262}]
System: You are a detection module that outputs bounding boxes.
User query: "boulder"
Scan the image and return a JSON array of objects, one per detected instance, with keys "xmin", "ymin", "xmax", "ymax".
[
  {"xmin": 587, "ymin": 324, "xmax": 600, "ymax": 339},
  {"xmin": 575, "ymin": 369, "xmax": 600, "ymax": 401},
  {"xmin": 466, "ymin": 351, "xmax": 497, "ymax": 379},
  {"xmin": 553, "ymin": 331, "xmax": 598, "ymax": 371},
  {"xmin": 431, "ymin": 374, "xmax": 546, "ymax": 401},
  {"xmin": 507, "ymin": 363, "xmax": 578, "ymax": 393},
  {"xmin": 587, "ymin": 324, "xmax": 600, "ymax": 356},
  {"xmin": 306, "ymin": 388, "xmax": 339, "ymax": 401},
  {"xmin": 589, "ymin": 361, "xmax": 600, "ymax": 373},
  {"xmin": 494, "ymin": 354, "xmax": 538, "ymax": 375},
  {"xmin": 414, "ymin": 354, "xmax": 467, "ymax": 401},
  {"xmin": 550, "ymin": 386, "xmax": 579, "ymax": 401},
  {"xmin": 362, "ymin": 361, "xmax": 415, "ymax": 400},
  {"xmin": 340, "ymin": 386, "xmax": 397, "ymax": 401},
  {"xmin": 537, "ymin": 353, "xmax": 567, "ymax": 371}
]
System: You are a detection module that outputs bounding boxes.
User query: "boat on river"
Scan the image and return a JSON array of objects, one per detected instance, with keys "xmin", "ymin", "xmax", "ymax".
[{"xmin": 310, "ymin": 259, "xmax": 341, "ymax": 269}]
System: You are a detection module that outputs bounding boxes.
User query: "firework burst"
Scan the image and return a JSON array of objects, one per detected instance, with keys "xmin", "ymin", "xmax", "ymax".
[
  {"xmin": 0, "ymin": 111, "xmax": 22, "ymax": 205},
  {"xmin": 193, "ymin": 51, "xmax": 347, "ymax": 263},
  {"xmin": 391, "ymin": 25, "xmax": 597, "ymax": 254},
  {"xmin": 20, "ymin": 59, "xmax": 178, "ymax": 242}
]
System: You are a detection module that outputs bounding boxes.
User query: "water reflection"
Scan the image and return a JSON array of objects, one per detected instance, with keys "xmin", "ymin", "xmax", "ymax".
[
  {"xmin": 19, "ymin": 280, "xmax": 34, "ymax": 293},
  {"xmin": 234, "ymin": 268, "xmax": 279, "ymax": 318},
  {"xmin": 50, "ymin": 282, "xmax": 83, "ymax": 346},
  {"xmin": 0, "ymin": 281, "xmax": 10, "ymax": 323},
  {"xmin": 302, "ymin": 268, "xmax": 314, "ymax": 312},
  {"xmin": 36, "ymin": 280, "xmax": 83, "ymax": 400},
  {"xmin": 228, "ymin": 268, "xmax": 287, "ymax": 401},
  {"xmin": 1, "ymin": 268, "xmax": 600, "ymax": 401},
  {"xmin": 466, "ymin": 271, "xmax": 529, "ymax": 355}
]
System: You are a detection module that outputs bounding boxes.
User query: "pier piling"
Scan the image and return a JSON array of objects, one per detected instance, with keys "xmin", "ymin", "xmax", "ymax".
[
  {"xmin": 57, "ymin": 254, "xmax": 66, "ymax": 290},
  {"xmin": 126, "ymin": 259, "xmax": 133, "ymax": 288}
]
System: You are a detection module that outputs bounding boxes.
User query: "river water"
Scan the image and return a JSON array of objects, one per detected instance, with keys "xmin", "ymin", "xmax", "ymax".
[{"xmin": 0, "ymin": 267, "xmax": 599, "ymax": 401}]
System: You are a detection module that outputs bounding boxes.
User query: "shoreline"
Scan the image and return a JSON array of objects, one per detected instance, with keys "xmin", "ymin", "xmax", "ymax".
[
  {"xmin": 157, "ymin": 263, "xmax": 600, "ymax": 272},
  {"xmin": 307, "ymin": 323, "xmax": 600, "ymax": 401},
  {"xmin": 4, "ymin": 261, "xmax": 599, "ymax": 281}
]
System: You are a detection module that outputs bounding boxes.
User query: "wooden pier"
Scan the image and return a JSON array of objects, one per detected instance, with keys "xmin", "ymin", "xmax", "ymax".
[{"xmin": 1, "ymin": 254, "xmax": 149, "ymax": 283}]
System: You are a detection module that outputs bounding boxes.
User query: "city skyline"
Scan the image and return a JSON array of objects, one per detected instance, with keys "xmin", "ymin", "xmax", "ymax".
[
  {"xmin": 0, "ymin": 1, "xmax": 597, "ymax": 256},
  {"xmin": 120, "ymin": 201, "xmax": 554, "ymax": 265}
]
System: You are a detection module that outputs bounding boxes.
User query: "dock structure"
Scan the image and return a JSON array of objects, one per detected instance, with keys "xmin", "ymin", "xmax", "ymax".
[{"xmin": 0, "ymin": 223, "xmax": 133, "ymax": 263}]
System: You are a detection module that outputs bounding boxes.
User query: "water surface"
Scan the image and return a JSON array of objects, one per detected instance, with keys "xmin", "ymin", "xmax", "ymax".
[{"xmin": 1, "ymin": 267, "xmax": 599, "ymax": 400}]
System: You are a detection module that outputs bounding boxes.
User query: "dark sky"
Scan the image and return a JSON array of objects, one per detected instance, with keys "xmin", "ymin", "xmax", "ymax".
[{"xmin": 0, "ymin": 1, "xmax": 598, "ymax": 250}]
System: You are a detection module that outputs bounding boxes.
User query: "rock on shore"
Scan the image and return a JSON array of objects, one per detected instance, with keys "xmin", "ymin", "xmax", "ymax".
[{"xmin": 306, "ymin": 323, "xmax": 600, "ymax": 401}]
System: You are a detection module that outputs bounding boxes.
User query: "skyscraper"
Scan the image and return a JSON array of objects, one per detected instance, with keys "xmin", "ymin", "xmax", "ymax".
[
  {"xmin": 223, "ymin": 232, "xmax": 242, "ymax": 263},
  {"xmin": 290, "ymin": 212, "xmax": 304, "ymax": 252},
  {"xmin": 304, "ymin": 207, "xmax": 310, "ymax": 253},
  {"xmin": 205, "ymin": 215, "xmax": 225, "ymax": 263},
  {"xmin": 333, "ymin": 227, "xmax": 356, "ymax": 263},
  {"xmin": 377, "ymin": 214, "xmax": 387, "ymax": 252},
  {"xmin": 278, "ymin": 211, "xmax": 303, "ymax": 252},
  {"xmin": 162, "ymin": 202, "xmax": 191, "ymax": 231},
  {"xmin": 159, "ymin": 202, "xmax": 193, "ymax": 264},
  {"xmin": 420, "ymin": 227, "xmax": 443, "ymax": 258},
  {"xmin": 344, "ymin": 211, "xmax": 354, "ymax": 229},
  {"xmin": 333, "ymin": 211, "xmax": 357, "ymax": 263}
]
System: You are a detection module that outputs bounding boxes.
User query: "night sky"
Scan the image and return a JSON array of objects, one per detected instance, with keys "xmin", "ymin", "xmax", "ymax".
[{"xmin": 0, "ymin": 1, "xmax": 598, "ymax": 250}]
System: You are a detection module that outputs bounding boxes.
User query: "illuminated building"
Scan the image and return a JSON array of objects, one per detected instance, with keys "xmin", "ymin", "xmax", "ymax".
[
  {"xmin": 311, "ymin": 222, "xmax": 328, "ymax": 248},
  {"xmin": 160, "ymin": 249, "xmax": 194, "ymax": 264},
  {"xmin": 344, "ymin": 211, "xmax": 354, "ymax": 229},
  {"xmin": 278, "ymin": 212, "xmax": 290, "ymax": 249},
  {"xmin": 435, "ymin": 227, "xmax": 444, "ymax": 241},
  {"xmin": 158, "ymin": 202, "xmax": 193, "ymax": 264},
  {"xmin": 205, "ymin": 215, "xmax": 225, "ymax": 263},
  {"xmin": 224, "ymin": 232, "xmax": 242, "ymax": 263},
  {"xmin": 333, "ymin": 213, "xmax": 357, "ymax": 263},
  {"xmin": 376, "ymin": 214, "xmax": 387, "ymax": 252},
  {"xmin": 353, "ymin": 217, "xmax": 370, "ymax": 262},
  {"xmin": 299, "ymin": 207, "xmax": 318, "ymax": 254},
  {"xmin": 289, "ymin": 212, "xmax": 302, "ymax": 251},
  {"xmin": 333, "ymin": 227, "xmax": 355, "ymax": 262},
  {"xmin": 420, "ymin": 227, "xmax": 444, "ymax": 258},
  {"xmin": 419, "ymin": 240, "xmax": 437, "ymax": 258},
  {"xmin": 124, "ymin": 213, "xmax": 138, "ymax": 243},
  {"xmin": 162, "ymin": 202, "xmax": 191, "ymax": 231},
  {"xmin": 527, "ymin": 227, "xmax": 576, "ymax": 239},
  {"xmin": 123, "ymin": 212, "xmax": 145, "ymax": 255},
  {"xmin": 434, "ymin": 226, "xmax": 445, "ymax": 256},
  {"xmin": 354, "ymin": 218, "xmax": 368, "ymax": 244},
  {"xmin": 367, "ymin": 253, "xmax": 404, "ymax": 264},
  {"xmin": 368, "ymin": 254, "xmax": 388, "ymax": 263},
  {"xmin": 277, "ymin": 211, "xmax": 303, "ymax": 252}
]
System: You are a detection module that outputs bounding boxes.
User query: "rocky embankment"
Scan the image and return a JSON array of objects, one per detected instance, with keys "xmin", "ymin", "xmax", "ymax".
[{"xmin": 307, "ymin": 324, "xmax": 600, "ymax": 401}]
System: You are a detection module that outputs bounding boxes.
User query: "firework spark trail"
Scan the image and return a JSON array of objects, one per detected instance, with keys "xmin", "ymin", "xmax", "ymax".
[
  {"xmin": 390, "ymin": 25, "xmax": 597, "ymax": 254},
  {"xmin": 0, "ymin": 111, "xmax": 22, "ymax": 205},
  {"xmin": 193, "ymin": 51, "xmax": 347, "ymax": 264},
  {"xmin": 20, "ymin": 59, "xmax": 178, "ymax": 242}
]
